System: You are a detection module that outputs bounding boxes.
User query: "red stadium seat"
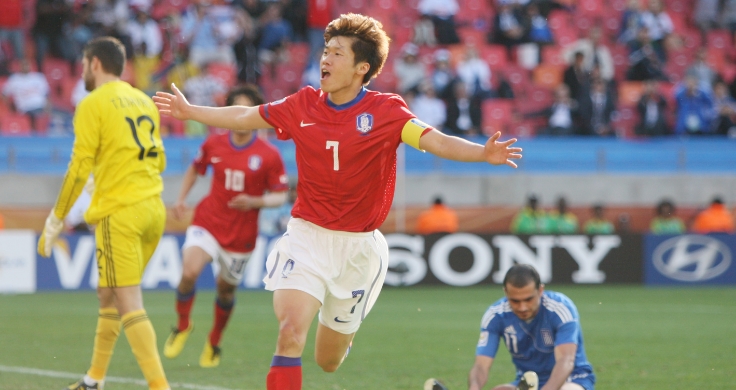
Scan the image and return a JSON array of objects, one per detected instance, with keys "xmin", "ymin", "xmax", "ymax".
[
  {"xmin": 579, "ymin": 0, "xmax": 603, "ymax": 16},
  {"xmin": 532, "ymin": 64, "xmax": 564, "ymax": 90},
  {"xmin": 1, "ymin": 113, "xmax": 32, "ymax": 135},
  {"xmin": 481, "ymin": 99, "xmax": 514, "ymax": 135},
  {"xmin": 721, "ymin": 64, "xmax": 736, "ymax": 84},
  {"xmin": 541, "ymin": 46, "xmax": 565, "ymax": 67},
  {"xmin": 43, "ymin": 58, "xmax": 70, "ymax": 89},
  {"xmin": 547, "ymin": 10, "xmax": 570, "ymax": 32},
  {"xmin": 554, "ymin": 27, "xmax": 579, "ymax": 47},
  {"xmin": 480, "ymin": 45, "xmax": 508, "ymax": 68},
  {"xmin": 705, "ymin": 48, "xmax": 726, "ymax": 74},
  {"xmin": 458, "ymin": 28, "xmax": 487, "ymax": 46},
  {"xmin": 498, "ymin": 65, "xmax": 531, "ymax": 93},
  {"xmin": 707, "ymin": 30, "xmax": 732, "ymax": 50}
]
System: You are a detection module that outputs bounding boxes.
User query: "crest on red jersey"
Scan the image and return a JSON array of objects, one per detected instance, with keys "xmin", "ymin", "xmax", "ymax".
[
  {"xmin": 248, "ymin": 155, "xmax": 262, "ymax": 170},
  {"xmin": 356, "ymin": 113, "xmax": 373, "ymax": 134}
]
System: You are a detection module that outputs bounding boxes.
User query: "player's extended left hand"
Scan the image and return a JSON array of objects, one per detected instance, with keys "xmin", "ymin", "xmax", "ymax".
[
  {"xmin": 228, "ymin": 194, "xmax": 261, "ymax": 211},
  {"xmin": 37, "ymin": 211, "xmax": 64, "ymax": 257},
  {"xmin": 484, "ymin": 131, "xmax": 522, "ymax": 168},
  {"xmin": 153, "ymin": 83, "xmax": 192, "ymax": 121}
]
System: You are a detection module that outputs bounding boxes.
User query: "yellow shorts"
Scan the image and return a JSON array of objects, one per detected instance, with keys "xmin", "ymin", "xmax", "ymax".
[{"xmin": 95, "ymin": 196, "xmax": 166, "ymax": 288}]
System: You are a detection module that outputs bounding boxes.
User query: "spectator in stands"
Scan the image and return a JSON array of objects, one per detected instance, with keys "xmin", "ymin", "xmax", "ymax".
[
  {"xmin": 410, "ymin": 81, "xmax": 447, "ymax": 131},
  {"xmin": 456, "ymin": 45, "xmax": 493, "ymax": 99},
  {"xmin": 182, "ymin": 66, "xmax": 228, "ymax": 136},
  {"xmin": 563, "ymin": 27, "xmax": 614, "ymax": 82},
  {"xmin": 280, "ymin": 0, "xmax": 307, "ymax": 43},
  {"xmin": 127, "ymin": 7, "xmax": 163, "ymax": 93},
  {"xmin": 713, "ymin": 80, "xmax": 736, "ymax": 135},
  {"xmin": 257, "ymin": 3, "xmax": 293, "ymax": 70},
  {"xmin": 490, "ymin": 0, "xmax": 527, "ymax": 54},
  {"xmin": 694, "ymin": 0, "xmax": 720, "ymax": 35},
  {"xmin": 686, "ymin": 48, "xmax": 717, "ymax": 93},
  {"xmin": 302, "ymin": 50, "xmax": 322, "ymax": 89},
  {"xmin": 563, "ymin": 52, "xmax": 589, "ymax": 99},
  {"xmin": 418, "ymin": 0, "xmax": 461, "ymax": 44},
  {"xmin": 445, "ymin": 80, "xmax": 482, "ymax": 136},
  {"xmin": 619, "ymin": 0, "xmax": 644, "ymax": 46},
  {"xmin": 0, "ymin": 0, "xmax": 25, "ymax": 62},
  {"xmin": 526, "ymin": 3, "xmax": 553, "ymax": 46},
  {"xmin": 548, "ymin": 197, "xmax": 578, "ymax": 234},
  {"xmin": 692, "ymin": 197, "xmax": 735, "ymax": 233},
  {"xmin": 578, "ymin": 79, "xmax": 616, "ymax": 136},
  {"xmin": 636, "ymin": 80, "xmax": 669, "ymax": 136},
  {"xmin": 127, "ymin": 7, "xmax": 163, "ymax": 60},
  {"xmin": 511, "ymin": 195, "xmax": 551, "ymax": 234},
  {"xmin": 306, "ymin": 0, "xmax": 334, "ymax": 61},
  {"xmin": 89, "ymin": 0, "xmax": 132, "ymax": 54},
  {"xmin": 416, "ymin": 196, "xmax": 459, "ymax": 234},
  {"xmin": 640, "ymin": 0, "xmax": 672, "ymax": 62},
  {"xmin": 674, "ymin": 75, "xmax": 715, "ymax": 135},
  {"xmin": 431, "ymin": 49, "xmax": 456, "ymax": 99},
  {"xmin": 413, "ymin": 14, "xmax": 437, "ymax": 47},
  {"xmin": 181, "ymin": 0, "xmax": 236, "ymax": 68},
  {"xmin": 724, "ymin": 0, "xmax": 736, "ymax": 33},
  {"xmin": 528, "ymin": 84, "xmax": 578, "ymax": 136},
  {"xmin": 650, "ymin": 199, "xmax": 685, "ymax": 234},
  {"xmin": 2, "ymin": 60, "xmax": 50, "ymax": 131},
  {"xmin": 583, "ymin": 204, "xmax": 615, "ymax": 234},
  {"xmin": 627, "ymin": 27, "xmax": 668, "ymax": 81},
  {"xmin": 394, "ymin": 43, "xmax": 427, "ymax": 95},
  {"xmin": 32, "ymin": 0, "xmax": 75, "ymax": 73},
  {"xmin": 68, "ymin": 7, "xmax": 94, "ymax": 63},
  {"xmin": 233, "ymin": 8, "xmax": 259, "ymax": 85}
]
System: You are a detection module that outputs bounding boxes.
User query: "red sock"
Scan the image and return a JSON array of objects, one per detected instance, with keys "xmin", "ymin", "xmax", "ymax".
[
  {"xmin": 176, "ymin": 289, "xmax": 196, "ymax": 331},
  {"xmin": 208, "ymin": 298, "xmax": 234, "ymax": 347},
  {"xmin": 267, "ymin": 356, "xmax": 302, "ymax": 390}
]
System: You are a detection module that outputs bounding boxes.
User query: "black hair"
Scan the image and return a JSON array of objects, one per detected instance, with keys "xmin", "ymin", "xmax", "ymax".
[
  {"xmin": 225, "ymin": 84, "xmax": 265, "ymax": 107},
  {"xmin": 83, "ymin": 37, "xmax": 126, "ymax": 77},
  {"xmin": 503, "ymin": 264, "xmax": 541, "ymax": 289}
]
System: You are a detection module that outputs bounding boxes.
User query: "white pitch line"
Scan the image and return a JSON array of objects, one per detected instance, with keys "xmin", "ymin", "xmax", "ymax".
[{"xmin": 0, "ymin": 365, "xmax": 236, "ymax": 390}]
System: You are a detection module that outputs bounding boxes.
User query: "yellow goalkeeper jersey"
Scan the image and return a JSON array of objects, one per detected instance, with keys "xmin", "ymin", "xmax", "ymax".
[{"xmin": 53, "ymin": 80, "xmax": 166, "ymax": 225}]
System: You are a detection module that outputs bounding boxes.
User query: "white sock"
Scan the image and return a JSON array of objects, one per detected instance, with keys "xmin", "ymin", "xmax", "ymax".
[{"xmin": 83, "ymin": 374, "xmax": 103, "ymax": 388}]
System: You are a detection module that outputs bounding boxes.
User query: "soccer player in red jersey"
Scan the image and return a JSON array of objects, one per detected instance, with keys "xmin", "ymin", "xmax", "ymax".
[
  {"xmin": 154, "ymin": 13, "xmax": 521, "ymax": 389},
  {"xmin": 162, "ymin": 85, "xmax": 289, "ymax": 368}
]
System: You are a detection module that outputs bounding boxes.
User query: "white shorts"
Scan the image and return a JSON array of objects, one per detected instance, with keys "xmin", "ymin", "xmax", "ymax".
[
  {"xmin": 182, "ymin": 225, "xmax": 252, "ymax": 286},
  {"xmin": 263, "ymin": 218, "xmax": 389, "ymax": 334}
]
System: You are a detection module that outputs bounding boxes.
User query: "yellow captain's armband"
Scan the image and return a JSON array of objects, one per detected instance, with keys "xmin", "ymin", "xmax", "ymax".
[{"xmin": 401, "ymin": 118, "xmax": 432, "ymax": 151}]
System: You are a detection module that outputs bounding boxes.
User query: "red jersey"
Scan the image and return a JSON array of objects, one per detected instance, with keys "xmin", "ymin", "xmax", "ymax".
[
  {"xmin": 191, "ymin": 133, "xmax": 288, "ymax": 252},
  {"xmin": 259, "ymin": 86, "xmax": 423, "ymax": 232}
]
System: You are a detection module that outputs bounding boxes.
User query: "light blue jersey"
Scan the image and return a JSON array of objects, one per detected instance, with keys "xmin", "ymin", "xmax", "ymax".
[{"xmin": 476, "ymin": 291, "xmax": 595, "ymax": 389}]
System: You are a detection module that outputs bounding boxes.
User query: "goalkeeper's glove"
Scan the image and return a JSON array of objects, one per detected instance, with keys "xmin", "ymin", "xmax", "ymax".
[{"xmin": 37, "ymin": 211, "xmax": 64, "ymax": 257}]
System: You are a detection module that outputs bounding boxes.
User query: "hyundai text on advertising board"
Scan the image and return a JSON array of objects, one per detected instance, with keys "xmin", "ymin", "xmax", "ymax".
[{"xmin": 645, "ymin": 234, "xmax": 736, "ymax": 285}]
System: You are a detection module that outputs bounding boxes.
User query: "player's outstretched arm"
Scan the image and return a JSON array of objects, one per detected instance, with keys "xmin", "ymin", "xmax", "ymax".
[
  {"xmin": 173, "ymin": 165, "xmax": 198, "ymax": 220},
  {"xmin": 418, "ymin": 130, "xmax": 522, "ymax": 168},
  {"xmin": 468, "ymin": 355, "xmax": 494, "ymax": 390},
  {"xmin": 228, "ymin": 191, "xmax": 288, "ymax": 211},
  {"xmin": 153, "ymin": 84, "xmax": 272, "ymax": 131},
  {"xmin": 540, "ymin": 343, "xmax": 577, "ymax": 390}
]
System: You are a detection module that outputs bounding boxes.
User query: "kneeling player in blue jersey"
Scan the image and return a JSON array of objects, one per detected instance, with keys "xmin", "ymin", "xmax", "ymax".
[{"xmin": 468, "ymin": 264, "xmax": 595, "ymax": 390}]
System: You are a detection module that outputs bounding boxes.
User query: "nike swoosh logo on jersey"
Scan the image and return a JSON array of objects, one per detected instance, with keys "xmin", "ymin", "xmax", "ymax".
[
  {"xmin": 334, "ymin": 317, "xmax": 350, "ymax": 323},
  {"xmin": 300, "ymin": 121, "xmax": 315, "ymax": 127},
  {"xmin": 211, "ymin": 157, "xmax": 222, "ymax": 163}
]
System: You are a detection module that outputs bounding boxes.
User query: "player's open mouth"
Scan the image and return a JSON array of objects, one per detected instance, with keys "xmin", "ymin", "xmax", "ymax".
[{"xmin": 321, "ymin": 70, "xmax": 330, "ymax": 80}]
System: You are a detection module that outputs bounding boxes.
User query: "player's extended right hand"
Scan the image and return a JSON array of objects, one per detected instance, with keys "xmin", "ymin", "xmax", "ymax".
[
  {"xmin": 153, "ymin": 83, "xmax": 191, "ymax": 121},
  {"xmin": 37, "ymin": 211, "xmax": 64, "ymax": 258},
  {"xmin": 172, "ymin": 201, "xmax": 187, "ymax": 221}
]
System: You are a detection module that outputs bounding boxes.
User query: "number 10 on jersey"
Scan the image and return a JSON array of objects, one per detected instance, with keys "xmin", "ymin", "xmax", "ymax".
[{"xmin": 225, "ymin": 169, "xmax": 245, "ymax": 191}]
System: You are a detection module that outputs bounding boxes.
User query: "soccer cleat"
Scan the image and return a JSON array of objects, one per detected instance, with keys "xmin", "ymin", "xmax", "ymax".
[
  {"xmin": 64, "ymin": 379, "xmax": 100, "ymax": 390},
  {"xmin": 423, "ymin": 378, "xmax": 449, "ymax": 390},
  {"xmin": 517, "ymin": 371, "xmax": 539, "ymax": 390},
  {"xmin": 199, "ymin": 341, "xmax": 221, "ymax": 368},
  {"xmin": 163, "ymin": 321, "xmax": 194, "ymax": 359}
]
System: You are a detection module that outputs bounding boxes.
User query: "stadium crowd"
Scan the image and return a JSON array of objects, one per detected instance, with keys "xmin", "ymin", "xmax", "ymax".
[{"xmin": 1, "ymin": 0, "xmax": 735, "ymax": 138}]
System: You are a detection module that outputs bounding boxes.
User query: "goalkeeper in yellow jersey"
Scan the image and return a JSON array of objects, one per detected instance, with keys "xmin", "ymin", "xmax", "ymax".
[{"xmin": 37, "ymin": 37, "xmax": 170, "ymax": 390}]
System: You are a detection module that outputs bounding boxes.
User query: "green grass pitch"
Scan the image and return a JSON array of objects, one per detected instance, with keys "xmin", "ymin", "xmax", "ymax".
[{"xmin": 1, "ymin": 286, "xmax": 735, "ymax": 389}]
